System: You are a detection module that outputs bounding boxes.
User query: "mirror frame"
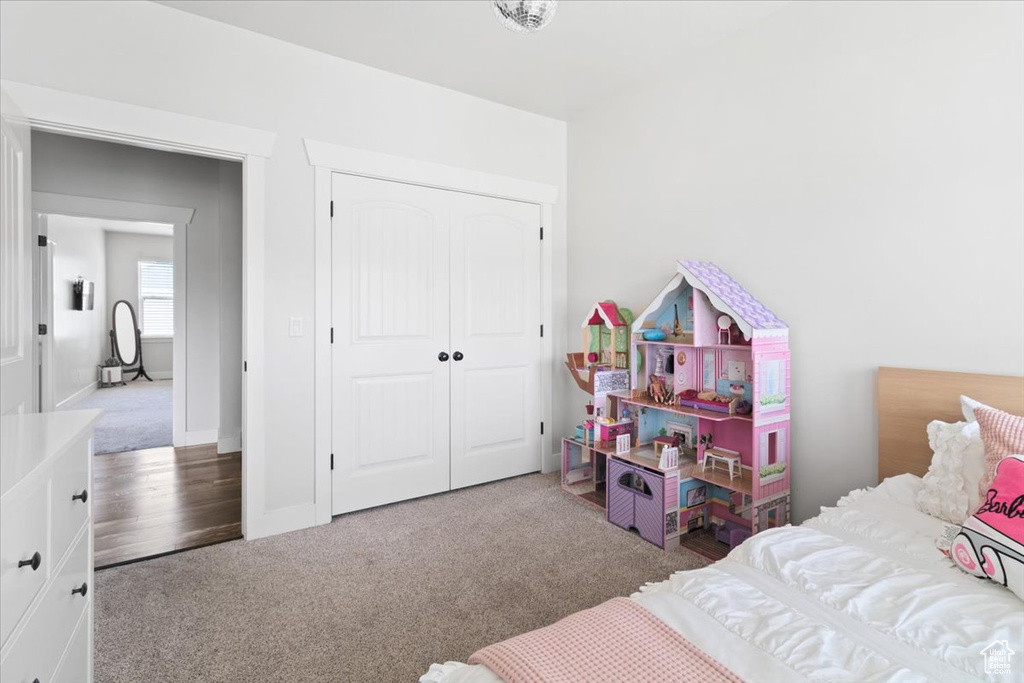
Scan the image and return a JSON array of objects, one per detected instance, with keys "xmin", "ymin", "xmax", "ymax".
[{"xmin": 112, "ymin": 299, "xmax": 140, "ymax": 367}]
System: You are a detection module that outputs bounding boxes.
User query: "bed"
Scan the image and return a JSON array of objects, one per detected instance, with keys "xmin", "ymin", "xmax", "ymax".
[{"xmin": 421, "ymin": 368, "xmax": 1024, "ymax": 683}]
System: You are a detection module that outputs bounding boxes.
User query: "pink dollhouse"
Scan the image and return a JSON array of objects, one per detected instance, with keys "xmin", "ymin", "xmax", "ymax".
[{"xmin": 562, "ymin": 261, "xmax": 790, "ymax": 560}]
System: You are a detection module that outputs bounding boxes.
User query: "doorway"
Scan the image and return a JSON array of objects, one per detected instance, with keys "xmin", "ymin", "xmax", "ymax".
[{"xmin": 33, "ymin": 132, "xmax": 244, "ymax": 567}]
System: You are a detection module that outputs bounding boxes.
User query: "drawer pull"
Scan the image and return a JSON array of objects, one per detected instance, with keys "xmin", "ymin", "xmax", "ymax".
[
  {"xmin": 72, "ymin": 489, "xmax": 89, "ymax": 503},
  {"xmin": 71, "ymin": 582, "xmax": 88, "ymax": 597},
  {"xmin": 18, "ymin": 551, "xmax": 41, "ymax": 571}
]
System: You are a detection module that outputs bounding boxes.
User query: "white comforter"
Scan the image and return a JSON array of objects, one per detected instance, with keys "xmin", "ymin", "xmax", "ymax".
[{"xmin": 422, "ymin": 475, "xmax": 1024, "ymax": 683}]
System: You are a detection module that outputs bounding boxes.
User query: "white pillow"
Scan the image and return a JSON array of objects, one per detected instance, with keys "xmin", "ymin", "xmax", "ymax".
[
  {"xmin": 960, "ymin": 395, "xmax": 993, "ymax": 423},
  {"xmin": 914, "ymin": 420, "xmax": 985, "ymax": 524}
]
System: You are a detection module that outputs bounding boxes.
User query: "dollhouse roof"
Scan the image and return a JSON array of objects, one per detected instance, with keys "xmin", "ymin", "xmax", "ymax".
[
  {"xmin": 581, "ymin": 301, "xmax": 627, "ymax": 329},
  {"xmin": 633, "ymin": 261, "xmax": 787, "ymax": 340}
]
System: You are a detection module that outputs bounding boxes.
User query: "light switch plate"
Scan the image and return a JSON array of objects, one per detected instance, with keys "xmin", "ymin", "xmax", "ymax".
[{"xmin": 289, "ymin": 317, "xmax": 303, "ymax": 337}]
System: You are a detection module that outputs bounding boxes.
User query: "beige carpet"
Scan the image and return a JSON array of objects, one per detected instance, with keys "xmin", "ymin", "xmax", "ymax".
[{"xmin": 95, "ymin": 473, "xmax": 708, "ymax": 683}]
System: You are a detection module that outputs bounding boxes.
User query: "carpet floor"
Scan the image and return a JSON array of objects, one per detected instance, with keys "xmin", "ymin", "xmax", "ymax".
[
  {"xmin": 68, "ymin": 380, "xmax": 172, "ymax": 454},
  {"xmin": 95, "ymin": 473, "xmax": 708, "ymax": 683}
]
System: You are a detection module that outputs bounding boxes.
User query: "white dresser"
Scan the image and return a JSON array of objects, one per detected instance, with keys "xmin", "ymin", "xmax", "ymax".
[{"xmin": 0, "ymin": 410, "xmax": 100, "ymax": 683}]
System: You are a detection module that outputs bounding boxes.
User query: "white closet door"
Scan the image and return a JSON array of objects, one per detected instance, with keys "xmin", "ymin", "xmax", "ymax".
[
  {"xmin": 331, "ymin": 173, "xmax": 451, "ymax": 514},
  {"xmin": 0, "ymin": 87, "xmax": 34, "ymax": 416},
  {"xmin": 449, "ymin": 194, "xmax": 541, "ymax": 489}
]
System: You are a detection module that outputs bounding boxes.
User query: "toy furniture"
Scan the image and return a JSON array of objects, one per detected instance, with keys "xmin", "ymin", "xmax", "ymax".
[
  {"xmin": 560, "ymin": 261, "xmax": 791, "ymax": 561},
  {"xmin": 652, "ymin": 434, "xmax": 679, "ymax": 457},
  {"xmin": 703, "ymin": 447, "xmax": 741, "ymax": 481},
  {"xmin": 607, "ymin": 457, "xmax": 675, "ymax": 547}
]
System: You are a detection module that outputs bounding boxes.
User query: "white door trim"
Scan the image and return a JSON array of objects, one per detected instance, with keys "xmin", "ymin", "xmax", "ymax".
[
  {"xmin": 3, "ymin": 79, "xmax": 279, "ymax": 540},
  {"xmin": 305, "ymin": 137, "xmax": 558, "ymax": 526},
  {"xmin": 304, "ymin": 139, "xmax": 559, "ymax": 205},
  {"xmin": 32, "ymin": 191, "xmax": 193, "ymax": 445},
  {"xmin": 32, "ymin": 191, "xmax": 196, "ymax": 225}
]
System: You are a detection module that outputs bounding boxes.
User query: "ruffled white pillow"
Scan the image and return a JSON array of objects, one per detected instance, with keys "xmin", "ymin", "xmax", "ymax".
[{"xmin": 914, "ymin": 420, "xmax": 985, "ymax": 524}]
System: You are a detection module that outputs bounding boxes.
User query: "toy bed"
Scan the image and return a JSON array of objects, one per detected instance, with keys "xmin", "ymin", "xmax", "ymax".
[{"xmin": 421, "ymin": 368, "xmax": 1024, "ymax": 683}]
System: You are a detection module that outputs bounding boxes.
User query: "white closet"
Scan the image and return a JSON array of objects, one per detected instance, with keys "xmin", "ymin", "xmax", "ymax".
[{"xmin": 330, "ymin": 173, "xmax": 542, "ymax": 514}]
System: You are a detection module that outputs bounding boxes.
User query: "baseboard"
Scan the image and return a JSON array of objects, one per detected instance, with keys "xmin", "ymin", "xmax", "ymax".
[
  {"xmin": 56, "ymin": 382, "xmax": 98, "ymax": 410},
  {"xmin": 149, "ymin": 371, "xmax": 173, "ymax": 380},
  {"xmin": 217, "ymin": 433, "xmax": 241, "ymax": 454},
  {"xmin": 184, "ymin": 429, "xmax": 218, "ymax": 446}
]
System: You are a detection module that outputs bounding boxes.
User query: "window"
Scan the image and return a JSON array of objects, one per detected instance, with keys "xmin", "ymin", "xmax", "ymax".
[{"xmin": 139, "ymin": 261, "xmax": 174, "ymax": 337}]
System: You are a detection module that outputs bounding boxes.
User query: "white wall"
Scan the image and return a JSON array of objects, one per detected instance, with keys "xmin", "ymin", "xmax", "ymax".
[
  {"xmin": 31, "ymin": 131, "xmax": 243, "ymax": 445},
  {"xmin": 46, "ymin": 215, "xmax": 106, "ymax": 407},
  {"xmin": 0, "ymin": 1, "xmax": 568, "ymax": 527},
  {"xmin": 104, "ymin": 231, "xmax": 174, "ymax": 378},
  {"xmin": 568, "ymin": 1, "xmax": 1024, "ymax": 521}
]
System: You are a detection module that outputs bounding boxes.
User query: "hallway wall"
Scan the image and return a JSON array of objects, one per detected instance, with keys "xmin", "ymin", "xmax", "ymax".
[{"xmin": 32, "ymin": 132, "xmax": 243, "ymax": 448}]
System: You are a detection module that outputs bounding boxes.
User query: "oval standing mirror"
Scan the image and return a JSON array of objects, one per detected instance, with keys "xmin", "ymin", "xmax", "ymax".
[{"xmin": 112, "ymin": 300, "xmax": 139, "ymax": 366}]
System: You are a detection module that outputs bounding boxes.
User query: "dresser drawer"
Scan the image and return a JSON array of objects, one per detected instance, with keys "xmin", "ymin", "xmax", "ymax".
[
  {"xmin": 0, "ymin": 479, "xmax": 49, "ymax": 648},
  {"xmin": 52, "ymin": 606, "xmax": 91, "ymax": 683},
  {"xmin": 0, "ymin": 530, "xmax": 89, "ymax": 683},
  {"xmin": 50, "ymin": 437, "xmax": 91, "ymax": 564}
]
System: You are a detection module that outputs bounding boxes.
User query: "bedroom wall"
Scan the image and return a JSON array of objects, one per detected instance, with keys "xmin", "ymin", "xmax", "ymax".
[
  {"xmin": 567, "ymin": 0, "xmax": 1024, "ymax": 522},
  {"xmin": 0, "ymin": 1, "xmax": 568, "ymax": 530},
  {"xmin": 32, "ymin": 131, "xmax": 243, "ymax": 447},
  {"xmin": 46, "ymin": 215, "xmax": 107, "ymax": 408},
  {"xmin": 104, "ymin": 231, "xmax": 175, "ymax": 378}
]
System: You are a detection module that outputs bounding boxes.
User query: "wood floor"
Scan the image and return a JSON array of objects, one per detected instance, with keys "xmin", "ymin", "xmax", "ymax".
[{"xmin": 93, "ymin": 444, "xmax": 242, "ymax": 568}]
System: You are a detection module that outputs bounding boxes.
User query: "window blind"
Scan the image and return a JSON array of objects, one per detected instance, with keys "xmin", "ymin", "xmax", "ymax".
[{"xmin": 139, "ymin": 261, "xmax": 174, "ymax": 337}]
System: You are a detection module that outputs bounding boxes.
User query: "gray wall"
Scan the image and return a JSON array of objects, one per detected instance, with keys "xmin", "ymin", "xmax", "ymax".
[
  {"xmin": 105, "ymin": 231, "xmax": 175, "ymax": 378},
  {"xmin": 46, "ymin": 215, "xmax": 106, "ymax": 407}
]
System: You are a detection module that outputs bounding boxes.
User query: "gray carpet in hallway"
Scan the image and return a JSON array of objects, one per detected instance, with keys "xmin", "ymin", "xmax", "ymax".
[
  {"xmin": 68, "ymin": 380, "xmax": 172, "ymax": 454},
  {"xmin": 95, "ymin": 473, "xmax": 708, "ymax": 683}
]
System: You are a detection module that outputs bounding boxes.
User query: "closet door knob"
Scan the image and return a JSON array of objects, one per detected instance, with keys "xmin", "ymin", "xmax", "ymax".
[
  {"xmin": 452, "ymin": 351, "xmax": 464, "ymax": 361},
  {"xmin": 72, "ymin": 489, "xmax": 88, "ymax": 503},
  {"xmin": 18, "ymin": 552, "xmax": 41, "ymax": 571},
  {"xmin": 71, "ymin": 583, "xmax": 88, "ymax": 597},
  {"xmin": 437, "ymin": 352, "xmax": 449, "ymax": 362}
]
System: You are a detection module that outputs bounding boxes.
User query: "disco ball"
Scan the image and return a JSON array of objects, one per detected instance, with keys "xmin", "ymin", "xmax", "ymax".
[{"xmin": 492, "ymin": 0, "xmax": 558, "ymax": 34}]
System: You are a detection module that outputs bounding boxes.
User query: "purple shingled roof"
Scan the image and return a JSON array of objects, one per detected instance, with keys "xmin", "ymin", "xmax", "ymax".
[{"xmin": 680, "ymin": 261, "xmax": 787, "ymax": 330}]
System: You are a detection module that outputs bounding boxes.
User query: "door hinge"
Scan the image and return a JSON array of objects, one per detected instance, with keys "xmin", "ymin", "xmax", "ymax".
[
  {"xmin": 330, "ymin": 453, "xmax": 334, "ymax": 470},
  {"xmin": 540, "ymin": 226, "xmax": 544, "ymax": 240},
  {"xmin": 37, "ymin": 235, "xmax": 48, "ymax": 247},
  {"xmin": 330, "ymin": 328, "xmax": 334, "ymax": 344},
  {"xmin": 38, "ymin": 324, "xmax": 47, "ymax": 336},
  {"xmin": 540, "ymin": 422, "xmax": 544, "ymax": 435},
  {"xmin": 244, "ymin": 361, "xmax": 248, "ymax": 372},
  {"xmin": 540, "ymin": 324, "xmax": 544, "ymax": 338},
  {"xmin": 330, "ymin": 201, "xmax": 334, "ymax": 218}
]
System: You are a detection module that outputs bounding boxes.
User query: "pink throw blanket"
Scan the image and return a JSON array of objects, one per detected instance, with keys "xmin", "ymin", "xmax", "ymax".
[{"xmin": 468, "ymin": 597, "xmax": 743, "ymax": 683}]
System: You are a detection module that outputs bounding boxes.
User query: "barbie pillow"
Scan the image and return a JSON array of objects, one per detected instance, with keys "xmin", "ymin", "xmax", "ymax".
[
  {"xmin": 950, "ymin": 455, "xmax": 1024, "ymax": 599},
  {"xmin": 974, "ymin": 407, "xmax": 1024, "ymax": 513}
]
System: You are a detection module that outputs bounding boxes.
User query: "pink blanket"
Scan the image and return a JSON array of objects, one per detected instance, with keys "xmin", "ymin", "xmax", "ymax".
[{"xmin": 468, "ymin": 597, "xmax": 743, "ymax": 683}]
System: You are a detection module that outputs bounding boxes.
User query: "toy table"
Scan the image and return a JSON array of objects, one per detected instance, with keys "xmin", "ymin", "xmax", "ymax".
[{"xmin": 703, "ymin": 448, "xmax": 741, "ymax": 481}]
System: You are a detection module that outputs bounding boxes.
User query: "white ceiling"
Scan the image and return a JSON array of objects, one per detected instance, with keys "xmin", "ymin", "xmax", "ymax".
[
  {"xmin": 153, "ymin": 0, "xmax": 789, "ymax": 119},
  {"xmin": 48, "ymin": 214, "xmax": 175, "ymax": 237}
]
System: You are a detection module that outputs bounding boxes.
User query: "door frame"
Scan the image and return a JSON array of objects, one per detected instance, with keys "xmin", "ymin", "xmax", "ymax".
[
  {"xmin": 304, "ymin": 138, "xmax": 559, "ymax": 525},
  {"xmin": 32, "ymin": 193, "xmax": 195, "ymax": 448},
  {"xmin": 2, "ymin": 79, "xmax": 278, "ymax": 540}
]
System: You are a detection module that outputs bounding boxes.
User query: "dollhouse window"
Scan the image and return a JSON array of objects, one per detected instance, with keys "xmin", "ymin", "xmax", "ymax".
[{"xmin": 767, "ymin": 432, "xmax": 778, "ymax": 465}]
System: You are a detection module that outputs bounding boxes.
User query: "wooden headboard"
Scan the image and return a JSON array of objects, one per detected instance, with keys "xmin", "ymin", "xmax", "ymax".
[{"xmin": 877, "ymin": 367, "xmax": 1024, "ymax": 482}]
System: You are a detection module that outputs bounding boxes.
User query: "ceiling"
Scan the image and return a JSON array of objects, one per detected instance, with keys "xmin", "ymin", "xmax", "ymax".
[
  {"xmin": 154, "ymin": 0, "xmax": 789, "ymax": 119},
  {"xmin": 48, "ymin": 215, "xmax": 175, "ymax": 237}
]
